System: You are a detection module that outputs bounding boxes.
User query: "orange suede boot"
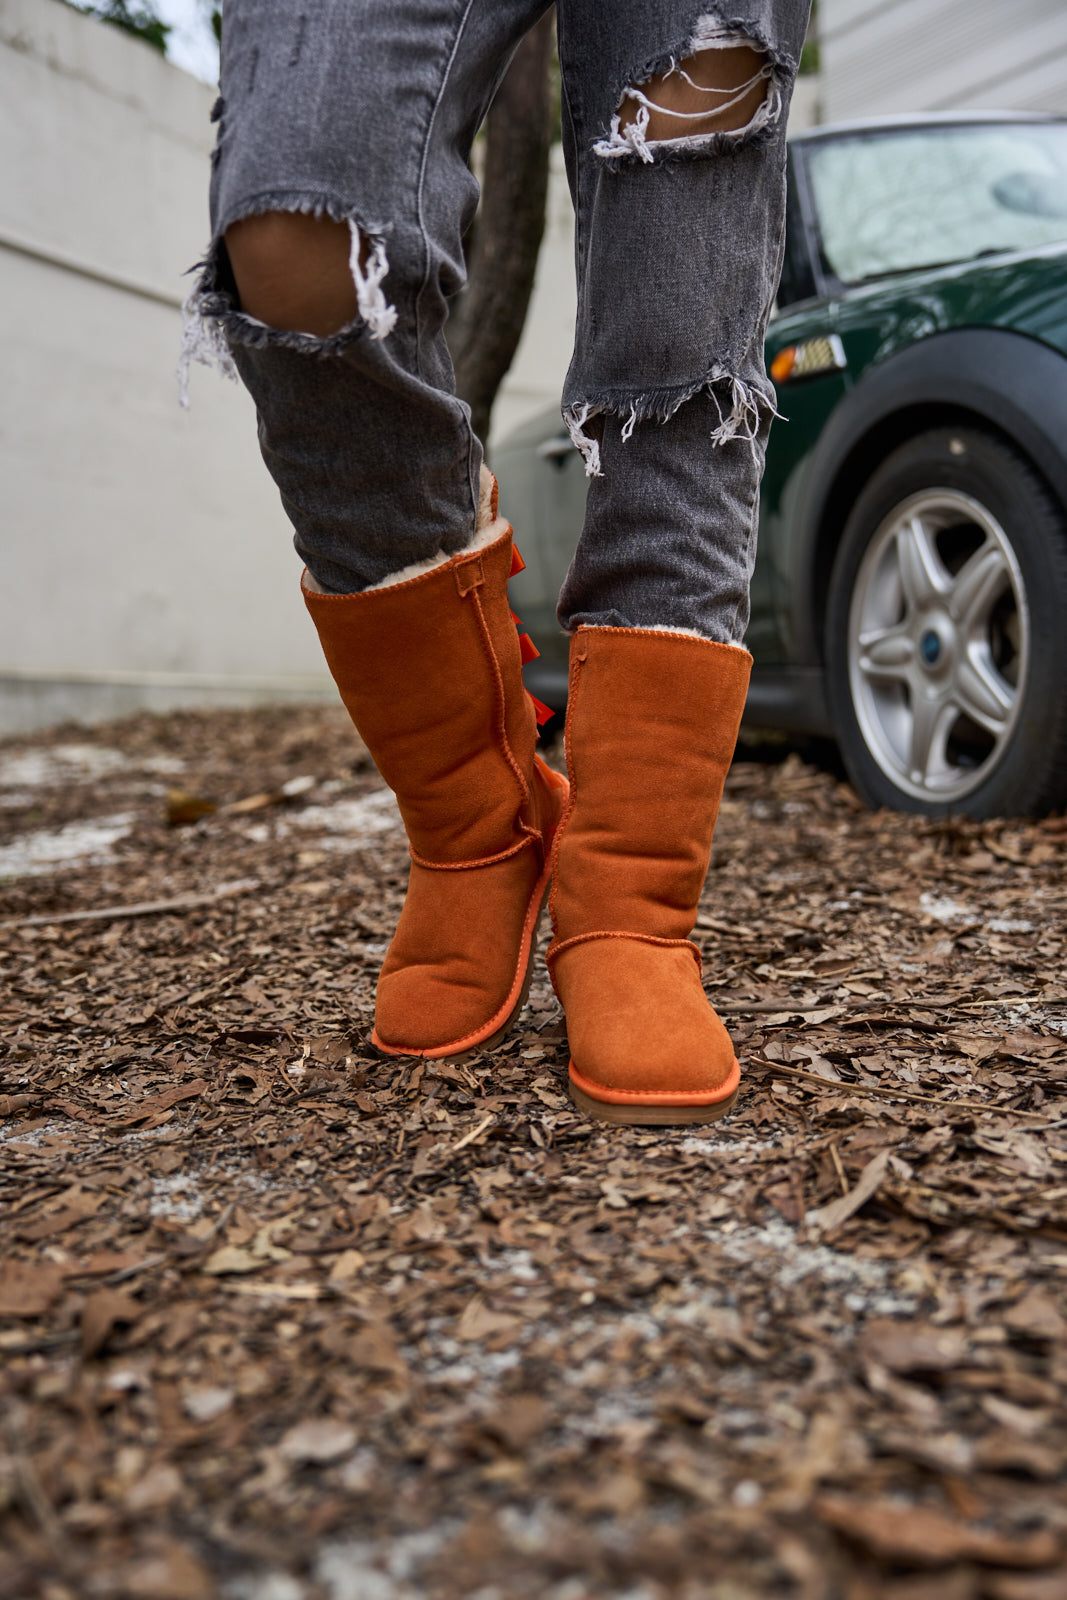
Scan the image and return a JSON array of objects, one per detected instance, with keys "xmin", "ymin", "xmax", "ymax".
[
  {"xmin": 546, "ymin": 625, "xmax": 751, "ymax": 1124},
  {"xmin": 303, "ymin": 499, "xmax": 567, "ymax": 1059}
]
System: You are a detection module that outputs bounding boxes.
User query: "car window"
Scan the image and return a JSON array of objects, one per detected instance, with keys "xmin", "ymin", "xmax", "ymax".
[{"xmin": 808, "ymin": 124, "xmax": 1067, "ymax": 286}]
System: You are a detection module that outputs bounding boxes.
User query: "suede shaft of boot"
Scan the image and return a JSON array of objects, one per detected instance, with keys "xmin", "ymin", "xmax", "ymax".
[
  {"xmin": 304, "ymin": 526, "xmax": 539, "ymax": 865},
  {"xmin": 551, "ymin": 626, "xmax": 752, "ymax": 943},
  {"xmin": 548, "ymin": 626, "xmax": 751, "ymax": 1109}
]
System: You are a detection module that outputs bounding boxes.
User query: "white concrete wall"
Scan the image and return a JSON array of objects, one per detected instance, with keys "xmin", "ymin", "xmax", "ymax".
[
  {"xmin": 821, "ymin": 0, "xmax": 1067, "ymax": 122},
  {"xmin": 0, "ymin": 0, "xmax": 331, "ymax": 734}
]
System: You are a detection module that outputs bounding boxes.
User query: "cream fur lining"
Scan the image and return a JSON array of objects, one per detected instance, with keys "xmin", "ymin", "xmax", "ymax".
[
  {"xmin": 363, "ymin": 511, "xmax": 508, "ymax": 591},
  {"xmin": 304, "ymin": 465, "xmax": 502, "ymax": 596},
  {"xmin": 573, "ymin": 623, "xmax": 740, "ymax": 644},
  {"xmin": 476, "ymin": 461, "xmax": 496, "ymax": 531},
  {"xmin": 643, "ymin": 623, "xmax": 706, "ymax": 640}
]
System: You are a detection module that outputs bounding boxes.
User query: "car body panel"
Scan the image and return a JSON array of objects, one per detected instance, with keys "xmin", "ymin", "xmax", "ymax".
[{"xmin": 498, "ymin": 115, "xmax": 1067, "ymax": 740}]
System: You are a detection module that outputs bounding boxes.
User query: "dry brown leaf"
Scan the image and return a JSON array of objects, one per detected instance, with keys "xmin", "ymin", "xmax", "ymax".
[
  {"xmin": 120, "ymin": 1541, "xmax": 216, "ymax": 1599},
  {"xmin": 165, "ymin": 789, "xmax": 217, "ymax": 826},
  {"xmin": 112, "ymin": 1079, "xmax": 208, "ymax": 1128},
  {"xmin": 124, "ymin": 1463, "xmax": 183, "ymax": 1513},
  {"xmin": 806, "ymin": 1148, "xmax": 891, "ymax": 1232},
  {"xmin": 861, "ymin": 1319, "xmax": 969, "ymax": 1374},
  {"xmin": 278, "ymin": 1418, "xmax": 357, "ymax": 1465},
  {"xmin": 484, "ymin": 1395, "xmax": 549, "ymax": 1453},
  {"xmin": 81, "ymin": 1288, "xmax": 143, "ymax": 1357},
  {"xmin": 1003, "ymin": 1290, "xmax": 1067, "ymax": 1342},
  {"xmin": 984, "ymin": 1570, "xmax": 1067, "ymax": 1600},
  {"xmin": 0, "ymin": 1259, "xmax": 66, "ymax": 1317},
  {"xmin": 816, "ymin": 1496, "xmax": 1061, "ymax": 1568},
  {"xmin": 347, "ymin": 1325, "xmax": 407, "ymax": 1376},
  {"xmin": 456, "ymin": 1296, "xmax": 523, "ymax": 1342}
]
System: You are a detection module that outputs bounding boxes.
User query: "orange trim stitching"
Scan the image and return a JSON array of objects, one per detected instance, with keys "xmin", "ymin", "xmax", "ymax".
[
  {"xmin": 454, "ymin": 555, "xmax": 485, "ymax": 597},
  {"xmin": 546, "ymin": 931, "xmax": 702, "ymax": 973},
  {"xmin": 409, "ymin": 835, "xmax": 534, "ymax": 871}
]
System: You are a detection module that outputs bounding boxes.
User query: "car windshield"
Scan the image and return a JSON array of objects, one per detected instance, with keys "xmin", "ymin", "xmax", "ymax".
[{"xmin": 808, "ymin": 123, "xmax": 1067, "ymax": 286}]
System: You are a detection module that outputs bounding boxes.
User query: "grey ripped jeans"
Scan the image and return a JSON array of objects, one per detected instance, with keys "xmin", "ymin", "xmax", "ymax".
[{"xmin": 181, "ymin": 0, "xmax": 811, "ymax": 644}]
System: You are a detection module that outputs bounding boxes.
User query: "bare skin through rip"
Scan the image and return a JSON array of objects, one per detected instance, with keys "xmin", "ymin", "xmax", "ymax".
[
  {"xmin": 617, "ymin": 42, "xmax": 769, "ymax": 143},
  {"xmin": 225, "ymin": 211, "xmax": 359, "ymax": 338}
]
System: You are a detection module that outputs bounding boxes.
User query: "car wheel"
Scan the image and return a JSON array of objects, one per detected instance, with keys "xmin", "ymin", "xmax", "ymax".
[{"xmin": 825, "ymin": 427, "xmax": 1067, "ymax": 817}]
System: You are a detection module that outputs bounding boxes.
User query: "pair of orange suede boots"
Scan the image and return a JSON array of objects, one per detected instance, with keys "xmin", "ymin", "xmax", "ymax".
[{"xmin": 303, "ymin": 484, "xmax": 749, "ymax": 1124}]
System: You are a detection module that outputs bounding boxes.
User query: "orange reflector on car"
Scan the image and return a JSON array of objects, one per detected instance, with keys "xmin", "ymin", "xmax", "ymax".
[{"xmin": 770, "ymin": 346, "xmax": 797, "ymax": 384}]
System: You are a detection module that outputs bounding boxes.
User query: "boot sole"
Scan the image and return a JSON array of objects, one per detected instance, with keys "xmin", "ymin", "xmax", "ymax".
[
  {"xmin": 568, "ymin": 1060, "xmax": 741, "ymax": 1126},
  {"xmin": 371, "ymin": 862, "xmax": 552, "ymax": 1062}
]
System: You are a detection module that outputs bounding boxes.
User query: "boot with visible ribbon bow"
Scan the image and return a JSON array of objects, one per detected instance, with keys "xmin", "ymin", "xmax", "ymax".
[{"xmin": 303, "ymin": 479, "xmax": 566, "ymax": 1058}]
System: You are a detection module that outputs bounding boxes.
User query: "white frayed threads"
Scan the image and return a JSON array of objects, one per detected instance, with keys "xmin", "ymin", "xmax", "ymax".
[
  {"xmin": 349, "ymin": 223, "xmax": 398, "ymax": 342},
  {"xmin": 565, "ymin": 404, "xmax": 603, "ymax": 477},
  {"xmin": 593, "ymin": 25, "xmax": 779, "ymax": 163},
  {"xmin": 176, "ymin": 287, "xmax": 239, "ymax": 409},
  {"xmin": 594, "ymin": 105, "xmax": 655, "ymax": 163},
  {"xmin": 709, "ymin": 376, "xmax": 779, "ymax": 466}
]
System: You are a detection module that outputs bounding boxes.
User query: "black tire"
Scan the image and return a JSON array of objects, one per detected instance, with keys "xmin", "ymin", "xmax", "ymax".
[{"xmin": 825, "ymin": 426, "xmax": 1067, "ymax": 818}]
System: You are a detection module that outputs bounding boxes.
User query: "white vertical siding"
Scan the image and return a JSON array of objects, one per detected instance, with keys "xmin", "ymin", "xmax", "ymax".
[{"xmin": 821, "ymin": 0, "xmax": 1067, "ymax": 121}]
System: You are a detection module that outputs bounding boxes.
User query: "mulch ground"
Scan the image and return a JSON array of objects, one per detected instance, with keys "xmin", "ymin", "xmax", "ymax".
[{"xmin": 0, "ymin": 704, "xmax": 1065, "ymax": 1600}]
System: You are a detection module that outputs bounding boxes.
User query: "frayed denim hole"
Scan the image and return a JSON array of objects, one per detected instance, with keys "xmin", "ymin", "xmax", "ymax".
[
  {"xmin": 593, "ymin": 19, "xmax": 786, "ymax": 166},
  {"xmin": 177, "ymin": 206, "xmax": 399, "ymax": 405}
]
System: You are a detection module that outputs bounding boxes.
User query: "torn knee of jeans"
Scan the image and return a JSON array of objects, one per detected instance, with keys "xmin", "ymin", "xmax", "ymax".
[
  {"xmin": 564, "ymin": 369, "xmax": 779, "ymax": 478},
  {"xmin": 176, "ymin": 203, "xmax": 397, "ymax": 407},
  {"xmin": 593, "ymin": 17, "xmax": 787, "ymax": 165}
]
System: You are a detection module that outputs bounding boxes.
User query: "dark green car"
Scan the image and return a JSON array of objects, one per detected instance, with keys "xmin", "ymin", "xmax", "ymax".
[{"xmin": 497, "ymin": 114, "xmax": 1067, "ymax": 817}]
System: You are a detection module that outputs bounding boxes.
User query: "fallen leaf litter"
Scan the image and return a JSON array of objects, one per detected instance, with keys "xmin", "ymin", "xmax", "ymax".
[{"xmin": 0, "ymin": 705, "xmax": 1064, "ymax": 1599}]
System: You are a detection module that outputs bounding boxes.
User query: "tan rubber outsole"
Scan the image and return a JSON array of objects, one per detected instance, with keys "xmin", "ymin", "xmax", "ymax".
[{"xmin": 568, "ymin": 1063, "xmax": 741, "ymax": 1126}]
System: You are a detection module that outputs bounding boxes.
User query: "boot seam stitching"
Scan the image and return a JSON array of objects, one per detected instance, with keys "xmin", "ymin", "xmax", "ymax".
[
  {"xmin": 548, "ymin": 640, "xmax": 585, "ymax": 936},
  {"xmin": 547, "ymin": 931, "xmax": 702, "ymax": 971},
  {"xmin": 467, "ymin": 580, "xmax": 539, "ymax": 858},
  {"xmin": 409, "ymin": 835, "xmax": 536, "ymax": 871}
]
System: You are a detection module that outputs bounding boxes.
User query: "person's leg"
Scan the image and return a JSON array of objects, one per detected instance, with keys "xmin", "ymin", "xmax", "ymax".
[
  {"xmin": 547, "ymin": 1, "xmax": 811, "ymax": 1122},
  {"xmin": 556, "ymin": 0, "xmax": 810, "ymax": 643},
  {"xmin": 183, "ymin": 0, "xmax": 554, "ymax": 591},
  {"xmin": 183, "ymin": 0, "xmax": 566, "ymax": 1057}
]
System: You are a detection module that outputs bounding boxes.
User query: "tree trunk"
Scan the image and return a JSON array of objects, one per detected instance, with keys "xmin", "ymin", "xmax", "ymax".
[{"xmin": 449, "ymin": 13, "xmax": 555, "ymax": 453}]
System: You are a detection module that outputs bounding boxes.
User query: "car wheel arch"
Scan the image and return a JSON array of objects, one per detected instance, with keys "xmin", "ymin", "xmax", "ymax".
[{"xmin": 781, "ymin": 327, "xmax": 1067, "ymax": 670}]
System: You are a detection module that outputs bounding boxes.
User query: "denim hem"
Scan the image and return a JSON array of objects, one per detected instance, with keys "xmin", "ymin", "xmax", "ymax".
[{"xmin": 562, "ymin": 364, "xmax": 780, "ymax": 478}]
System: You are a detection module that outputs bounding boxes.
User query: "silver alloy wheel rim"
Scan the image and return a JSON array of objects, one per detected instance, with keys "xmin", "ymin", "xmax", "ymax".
[{"xmin": 847, "ymin": 489, "xmax": 1030, "ymax": 804}]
